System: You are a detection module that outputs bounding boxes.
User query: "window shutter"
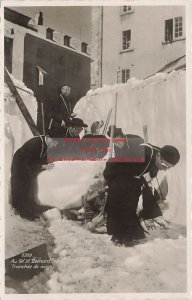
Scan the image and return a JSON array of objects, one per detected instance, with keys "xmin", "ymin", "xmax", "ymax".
[
  {"xmin": 165, "ymin": 19, "xmax": 173, "ymax": 42},
  {"xmin": 39, "ymin": 70, "xmax": 44, "ymax": 85}
]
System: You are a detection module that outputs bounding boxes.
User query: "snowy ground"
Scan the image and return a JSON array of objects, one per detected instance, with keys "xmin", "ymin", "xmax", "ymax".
[
  {"xmin": 5, "ymin": 208, "xmax": 187, "ymax": 295},
  {"xmin": 46, "ymin": 215, "xmax": 187, "ymax": 294},
  {"xmin": 5, "ymin": 207, "xmax": 57, "ymax": 294}
]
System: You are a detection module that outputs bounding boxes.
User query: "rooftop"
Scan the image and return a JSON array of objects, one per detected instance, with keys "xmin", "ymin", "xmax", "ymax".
[{"xmin": 4, "ymin": 7, "xmax": 91, "ymax": 58}]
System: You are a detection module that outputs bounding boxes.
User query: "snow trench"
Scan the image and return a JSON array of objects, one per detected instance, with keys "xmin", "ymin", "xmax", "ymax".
[{"xmin": 39, "ymin": 70, "xmax": 186, "ymax": 226}]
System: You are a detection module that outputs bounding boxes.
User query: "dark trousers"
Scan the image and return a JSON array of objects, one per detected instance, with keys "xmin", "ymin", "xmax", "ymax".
[
  {"xmin": 141, "ymin": 178, "xmax": 162, "ymax": 220},
  {"xmin": 11, "ymin": 174, "xmax": 37, "ymax": 215},
  {"xmin": 106, "ymin": 177, "xmax": 145, "ymax": 239}
]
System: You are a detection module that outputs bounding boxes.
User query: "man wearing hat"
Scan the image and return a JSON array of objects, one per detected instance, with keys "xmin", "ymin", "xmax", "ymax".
[
  {"xmin": 51, "ymin": 118, "xmax": 88, "ymax": 160},
  {"xmin": 103, "ymin": 126, "xmax": 180, "ymax": 246},
  {"xmin": 66, "ymin": 118, "xmax": 88, "ymax": 138},
  {"xmin": 48, "ymin": 85, "xmax": 77, "ymax": 137}
]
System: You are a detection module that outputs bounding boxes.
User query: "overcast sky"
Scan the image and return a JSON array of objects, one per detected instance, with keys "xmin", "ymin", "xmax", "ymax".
[{"xmin": 10, "ymin": 6, "xmax": 92, "ymax": 43}]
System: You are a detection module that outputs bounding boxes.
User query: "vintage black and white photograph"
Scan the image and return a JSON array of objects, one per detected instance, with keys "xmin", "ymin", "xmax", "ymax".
[{"xmin": 3, "ymin": 1, "xmax": 191, "ymax": 298}]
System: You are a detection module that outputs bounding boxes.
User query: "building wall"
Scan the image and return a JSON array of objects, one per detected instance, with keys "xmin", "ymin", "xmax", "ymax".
[
  {"xmin": 4, "ymin": 21, "xmax": 91, "ymax": 104},
  {"xmin": 12, "ymin": 30, "xmax": 26, "ymax": 80},
  {"xmin": 5, "ymin": 9, "xmax": 91, "ymax": 133},
  {"xmin": 91, "ymin": 6, "xmax": 103, "ymax": 89},
  {"xmin": 100, "ymin": 6, "xmax": 185, "ymax": 85},
  {"xmin": 24, "ymin": 34, "xmax": 90, "ymax": 105},
  {"xmin": 23, "ymin": 34, "xmax": 90, "ymax": 131}
]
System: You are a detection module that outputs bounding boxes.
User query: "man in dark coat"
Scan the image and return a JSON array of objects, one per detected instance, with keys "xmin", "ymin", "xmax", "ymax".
[
  {"xmin": 103, "ymin": 126, "xmax": 180, "ymax": 246},
  {"xmin": 11, "ymin": 135, "xmax": 58, "ymax": 220},
  {"xmin": 48, "ymin": 85, "xmax": 76, "ymax": 137},
  {"xmin": 48, "ymin": 117, "xmax": 88, "ymax": 161}
]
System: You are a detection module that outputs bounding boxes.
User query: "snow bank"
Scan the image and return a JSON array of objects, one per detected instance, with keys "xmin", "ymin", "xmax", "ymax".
[
  {"xmin": 4, "ymin": 75, "xmax": 37, "ymax": 151},
  {"xmin": 38, "ymin": 161, "xmax": 106, "ymax": 209},
  {"xmin": 4, "ymin": 75, "xmax": 37, "ymax": 208},
  {"xmin": 38, "ymin": 70, "xmax": 186, "ymax": 226},
  {"xmin": 74, "ymin": 70, "xmax": 186, "ymax": 226}
]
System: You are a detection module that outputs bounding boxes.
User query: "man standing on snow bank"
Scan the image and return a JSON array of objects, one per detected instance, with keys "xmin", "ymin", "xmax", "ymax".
[
  {"xmin": 103, "ymin": 126, "xmax": 180, "ymax": 246},
  {"xmin": 48, "ymin": 85, "xmax": 77, "ymax": 137},
  {"xmin": 11, "ymin": 135, "xmax": 58, "ymax": 220}
]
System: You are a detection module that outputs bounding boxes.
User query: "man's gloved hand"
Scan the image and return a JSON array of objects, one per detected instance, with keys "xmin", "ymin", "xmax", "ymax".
[
  {"xmin": 143, "ymin": 173, "xmax": 155, "ymax": 195},
  {"xmin": 144, "ymin": 216, "xmax": 168, "ymax": 230},
  {"xmin": 61, "ymin": 120, "xmax": 66, "ymax": 127},
  {"xmin": 41, "ymin": 162, "xmax": 55, "ymax": 171},
  {"xmin": 143, "ymin": 219, "xmax": 157, "ymax": 230},
  {"xmin": 71, "ymin": 112, "xmax": 77, "ymax": 118},
  {"xmin": 143, "ymin": 173, "xmax": 153, "ymax": 184},
  {"xmin": 153, "ymin": 216, "xmax": 169, "ymax": 229}
]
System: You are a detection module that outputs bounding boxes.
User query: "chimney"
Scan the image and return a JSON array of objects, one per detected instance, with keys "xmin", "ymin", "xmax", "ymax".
[
  {"xmin": 81, "ymin": 42, "xmax": 88, "ymax": 53},
  {"xmin": 64, "ymin": 35, "xmax": 71, "ymax": 47},
  {"xmin": 38, "ymin": 11, "xmax": 43, "ymax": 25}
]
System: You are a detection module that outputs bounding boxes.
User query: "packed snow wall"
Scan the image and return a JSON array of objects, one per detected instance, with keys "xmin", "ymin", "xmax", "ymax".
[
  {"xmin": 74, "ymin": 70, "xmax": 186, "ymax": 225},
  {"xmin": 5, "ymin": 75, "xmax": 37, "ymax": 204}
]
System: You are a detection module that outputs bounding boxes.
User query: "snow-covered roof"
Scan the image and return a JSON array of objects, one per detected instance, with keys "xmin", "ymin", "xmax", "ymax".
[
  {"xmin": 157, "ymin": 55, "xmax": 186, "ymax": 73},
  {"xmin": 5, "ymin": 19, "xmax": 91, "ymax": 59}
]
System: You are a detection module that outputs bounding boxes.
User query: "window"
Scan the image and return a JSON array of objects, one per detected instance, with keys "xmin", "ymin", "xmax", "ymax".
[
  {"xmin": 81, "ymin": 42, "xmax": 88, "ymax": 53},
  {"xmin": 58, "ymin": 56, "xmax": 63, "ymax": 65},
  {"xmin": 122, "ymin": 30, "xmax": 131, "ymax": 50},
  {"xmin": 39, "ymin": 70, "xmax": 44, "ymax": 85},
  {"xmin": 117, "ymin": 69, "xmax": 130, "ymax": 83},
  {"xmin": 64, "ymin": 35, "xmax": 71, "ymax": 47},
  {"xmin": 36, "ymin": 66, "xmax": 48, "ymax": 86},
  {"xmin": 122, "ymin": 6, "xmax": 132, "ymax": 12},
  {"xmin": 59, "ymin": 56, "xmax": 66, "ymax": 68},
  {"xmin": 37, "ymin": 47, "xmax": 42, "ymax": 58},
  {"xmin": 122, "ymin": 69, "xmax": 130, "ymax": 83},
  {"xmin": 175, "ymin": 16, "xmax": 183, "ymax": 38},
  {"xmin": 165, "ymin": 16, "xmax": 183, "ymax": 43},
  {"xmin": 121, "ymin": 6, "xmax": 133, "ymax": 15},
  {"xmin": 77, "ymin": 61, "xmax": 81, "ymax": 72},
  {"xmin": 46, "ymin": 28, "xmax": 54, "ymax": 40},
  {"xmin": 117, "ymin": 70, "xmax": 122, "ymax": 84}
]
